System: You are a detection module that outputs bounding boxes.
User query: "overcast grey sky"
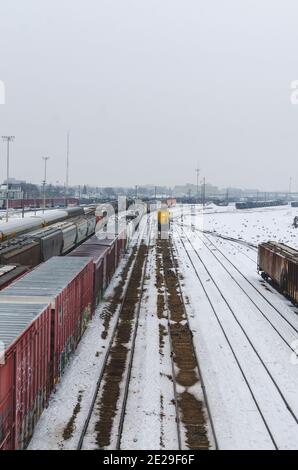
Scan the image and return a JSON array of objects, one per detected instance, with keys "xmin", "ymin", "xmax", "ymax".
[{"xmin": 0, "ymin": 0, "xmax": 297, "ymax": 190}]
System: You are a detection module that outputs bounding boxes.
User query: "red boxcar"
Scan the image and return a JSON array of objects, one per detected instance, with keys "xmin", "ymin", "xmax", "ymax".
[
  {"xmin": 0, "ymin": 257, "xmax": 94, "ymax": 387},
  {"xmin": 67, "ymin": 244, "xmax": 109, "ymax": 308},
  {"xmin": 0, "ymin": 302, "xmax": 51, "ymax": 450},
  {"xmin": 84, "ymin": 234, "xmax": 117, "ymax": 284}
]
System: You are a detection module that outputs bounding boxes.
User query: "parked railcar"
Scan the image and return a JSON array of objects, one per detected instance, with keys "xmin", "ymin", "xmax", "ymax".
[
  {"xmin": 67, "ymin": 243, "xmax": 108, "ymax": 307},
  {"xmin": 0, "ymin": 257, "xmax": 94, "ymax": 383},
  {"xmin": 258, "ymin": 241, "xmax": 298, "ymax": 304},
  {"xmin": 23, "ymin": 227, "xmax": 63, "ymax": 261},
  {"xmin": 0, "ymin": 301, "xmax": 52, "ymax": 450},
  {"xmin": 0, "ymin": 218, "xmax": 43, "ymax": 241},
  {"xmin": 0, "ymin": 210, "xmax": 68, "ymax": 241},
  {"xmin": 64, "ymin": 207, "xmax": 85, "ymax": 218},
  {"xmin": 236, "ymin": 200, "xmax": 287, "ymax": 210},
  {"xmin": 84, "ymin": 234, "xmax": 117, "ymax": 284},
  {"xmin": 73, "ymin": 216, "xmax": 89, "ymax": 244},
  {"xmin": 86, "ymin": 216, "xmax": 96, "ymax": 237},
  {"xmin": 52, "ymin": 220, "xmax": 77, "ymax": 254},
  {"xmin": 0, "ymin": 239, "xmax": 41, "ymax": 267},
  {"xmin": 0, "ymin": 197, "xmax": 79, "ymax": 210},
  {"xmin": 0, "ymin": 211, "xmax": 141, "ymax": 450},
  {"xmin": 0, "ymin": 265, "xmax": 29, "ymax": 290}
]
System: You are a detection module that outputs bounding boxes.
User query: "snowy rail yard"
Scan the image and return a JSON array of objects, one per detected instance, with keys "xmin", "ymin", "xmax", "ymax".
[{"xmin": 27, "ymin": 204, "xmax": 298, "ymax": 450}]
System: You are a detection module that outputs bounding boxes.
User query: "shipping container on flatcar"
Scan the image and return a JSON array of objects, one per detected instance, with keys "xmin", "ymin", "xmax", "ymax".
[
  {"xmin": 0, "ymin": 265, "xmax": 29, "ymax": 290},
  {"xmin": 0, "ymin": 257, "xmax": 94, "ymax": 386},
  {"xmin": 0, "ymin": 301, "xmax": 52, "ymax": 450},
  {"xmin": 258, "ymin": 241, "xmax": 298, "ymax": 304}
]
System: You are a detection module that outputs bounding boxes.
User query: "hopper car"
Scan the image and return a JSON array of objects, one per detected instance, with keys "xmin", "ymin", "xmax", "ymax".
[
  {"xmin": 258, "ymin": 241, "xmax": 298, "ymax": 305},
  {"xmin": 0, "ymin": 214, "xmax": 97, "ymax": 269}
]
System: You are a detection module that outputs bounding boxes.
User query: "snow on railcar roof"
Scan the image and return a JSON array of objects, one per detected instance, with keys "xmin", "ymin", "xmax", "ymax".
[
  {"xmin": 0, "ymin": 256, "xmax": 92, "ymax": 298},
  {"xmin": 0, "ymin": 301, "xmax": 50, "ymax": 350}
]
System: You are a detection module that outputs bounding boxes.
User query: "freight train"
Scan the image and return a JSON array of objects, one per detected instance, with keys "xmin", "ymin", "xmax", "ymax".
[
  {"xmin": 0, "ymin": 214, "xmax": 97, "ymax": 267},
  {"xmin": 0, "ymin": 213, "xmax": 142, "ymax": 450},
  {"xmin": 0, "ymin": 197, "xmax": 79, "ymax": 210},
  {"xmin": 236, "ymin": 200, "xmax": 287, "ymax": 210},
  {"xmin": 258, "ymin": 241, "xmax": 298, "ymax": 305},
  {"xmin": 0, "ymin": 207, "xmax": 87, "ymax": 241}
]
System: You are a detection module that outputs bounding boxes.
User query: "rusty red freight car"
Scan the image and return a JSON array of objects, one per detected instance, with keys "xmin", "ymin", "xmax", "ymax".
[
  {"xmin": 67, "ymin": 244, "xmax": 108, "ymax": 308},
  {"xmin": 258, "ymin": 241, "xmax": 298, "ymax": 304},
  {"xmin": 0, "ymin": 257, "xmax": 94, "ymax": 387},
  {"xmin": 84, "ymin": 234, "xmax": 117, "ymax": 285},
  {"xmin": 0, "ymin": 301, "xmax": 52, "ymax": 450}
]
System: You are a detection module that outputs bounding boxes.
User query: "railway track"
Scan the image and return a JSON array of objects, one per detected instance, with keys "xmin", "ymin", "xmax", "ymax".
[
  {"xmin": 174, "ymin": 224, "xmax": 298, "ymax": 449},
  {"xmin": 77, "ymin": 218, "xmax": 151, "ymax": 450},
  {"xmin": 156, "ymin": 236, "xmax": 217, "ymax": 450},
  {"xmin": 195, "ymin": 230, "xmax": 298, "ymax": 342},
  {"xmin": 201, "ymin": 230, "xmax": 258, "ymax": 251}
]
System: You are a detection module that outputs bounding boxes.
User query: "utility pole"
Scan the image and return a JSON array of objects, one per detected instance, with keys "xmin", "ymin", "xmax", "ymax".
[
  {"xmin": 226, "ymin": 187, "xmax": 229, "ymax": 205},
  {"xmin": 42, "ymin": 157, "xmax": 50, "ymax": 213},
  {"xmin": 289, "ymin": 176, "xmax": 292, "ymax": 202},
  {"xmin": 195, "ymin": 165, "xmax": 200, "ymax": 199},
  {"xmin": 202, "ymin": 177, "xmax": 206, "ymax": 207},
  {"xmin": 135, "ymin": 185, "xmax": 138, "ymax": 200},
  {"xmin": 2, "ymin": 136, "xmax": 15, "ymax": 222},
  {"xmin": 154, "ymin": 186, "xmax": 157, "ymax": 200},
  {"xmin": 65, "ymin": 131, "xmax": 70, "ymax": 207}
]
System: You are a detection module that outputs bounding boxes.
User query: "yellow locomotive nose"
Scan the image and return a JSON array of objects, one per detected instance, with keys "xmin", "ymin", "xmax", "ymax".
[{"xmin": 157, "ymin": 208, "xmax": 170, "ymax": 233}]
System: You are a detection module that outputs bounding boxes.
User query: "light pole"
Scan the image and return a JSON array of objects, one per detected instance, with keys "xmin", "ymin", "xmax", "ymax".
[
  {"xmin": 201, "ymin": 177, "xmax": 206, "ymax": 207},
  {"xmin": 195, "ymin": 165, "xmax": 200, "ymax": 199},
  {"xmin": 65, "ymin": 131, "xmax": 70, "ymax": 207},
  {"xmin": 2, "ymin": 136, "xmax": 15, "ymax": 222},
  {"xmin": 42, "ymin": 157, "xmax": 50, "ymax": 213}
]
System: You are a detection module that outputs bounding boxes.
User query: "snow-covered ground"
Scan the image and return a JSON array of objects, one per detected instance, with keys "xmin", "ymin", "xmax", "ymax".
[
  {"xmin": 120, "ymin": 233, "xmax": 179, "ymax": 450},
  {"xmin": 29, "ymin": 204, "xmax": 298, "ymax": 450},
  {"xmin": 172, "ymin": 204, "xmax": 298, "ymax": 449},
  {"xmin": 172, "ymin": 203, "xmax": 298, "ymax": 248}
]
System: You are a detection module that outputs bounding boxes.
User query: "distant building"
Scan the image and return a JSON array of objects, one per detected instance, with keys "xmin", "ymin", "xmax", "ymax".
[{"xmin": 0, "ymin": 177, "xmax": 24, "ymax": 205}]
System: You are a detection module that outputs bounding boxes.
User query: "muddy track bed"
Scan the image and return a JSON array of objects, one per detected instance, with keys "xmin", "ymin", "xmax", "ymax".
[
  {"xmin": 156, "ymin": 237, "xmax": 212, "ymax": 450},
  {"xmin": 79, "ymin": 240, "xmax": 149, "ymax": 449}
]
